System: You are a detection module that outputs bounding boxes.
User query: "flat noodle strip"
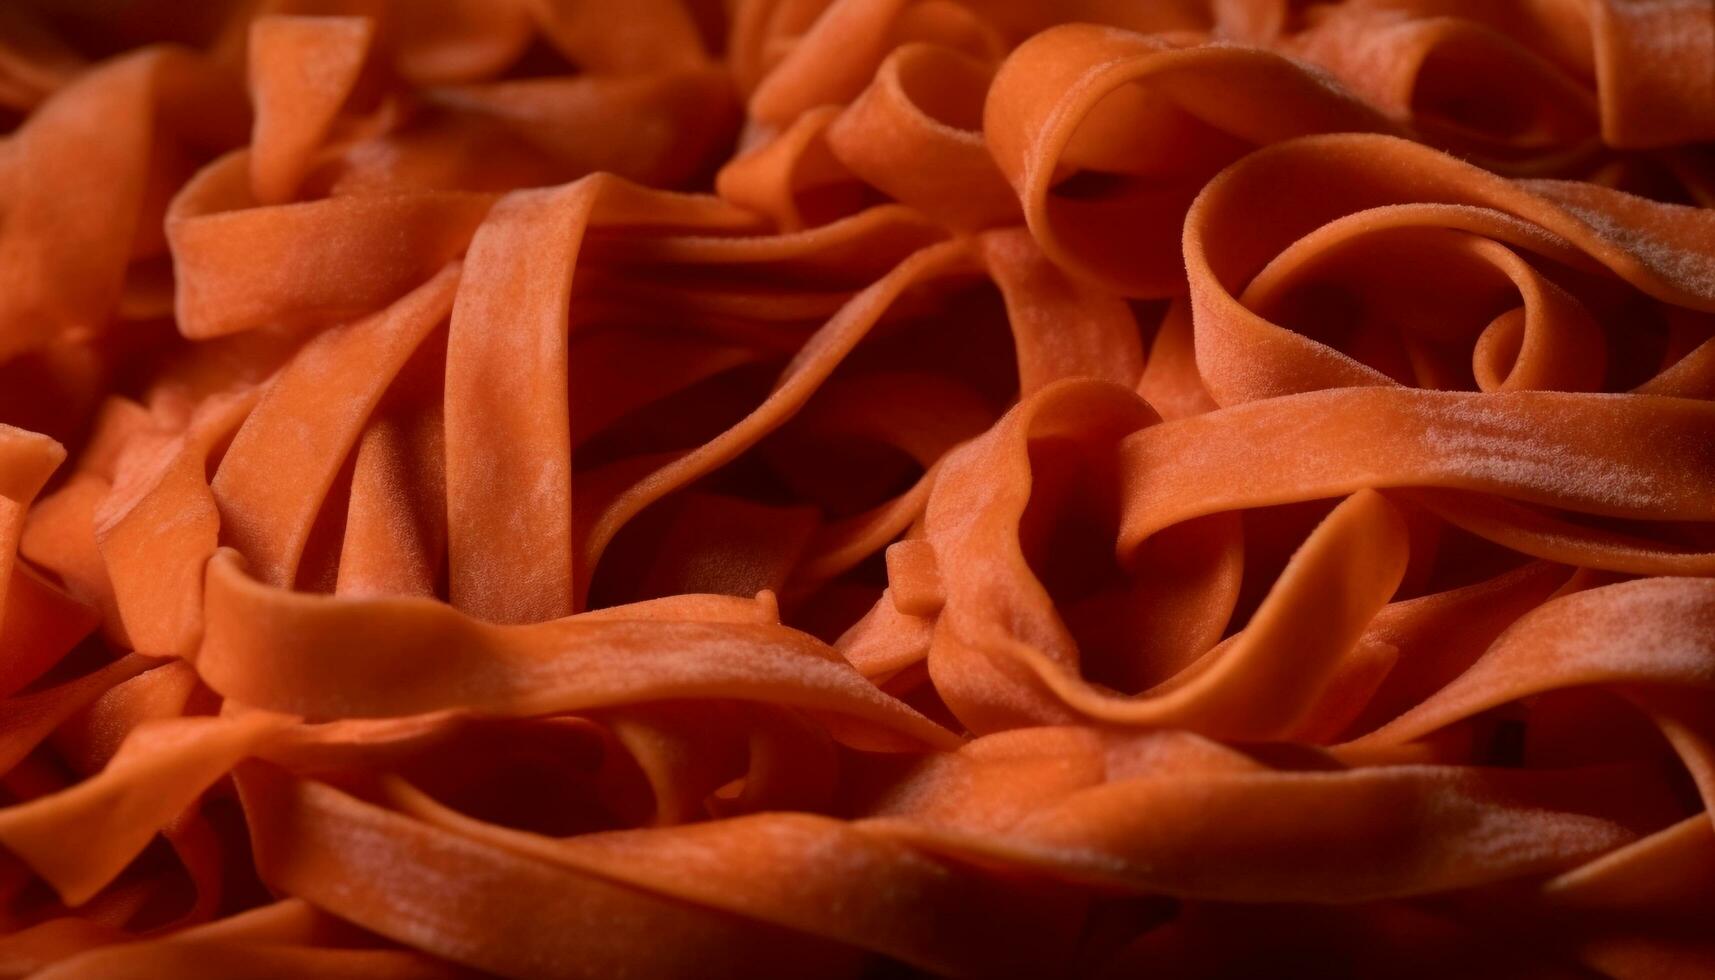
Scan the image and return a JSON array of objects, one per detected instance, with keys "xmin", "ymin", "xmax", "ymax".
[
  {"xmin": 212, "ymin": 264, "xmax": 461, "ymax": 588},
  {"xmin": 197, "ymin": 548, "xmax": 956, "ymax": 749},
  {"xmin": 236, "ymin": 765, "xmax": 865, "ymax": 980},
  {"xmin": 383, "ymin": 778, "xmax": 1082, "ymax": 978},
  {"xmin": 445, "ymin": 177, "xmax": 757, "ymax": 623},
  {"xmin": 0, "ymin": 1, "xmax": 1713, "ymax": 976}
]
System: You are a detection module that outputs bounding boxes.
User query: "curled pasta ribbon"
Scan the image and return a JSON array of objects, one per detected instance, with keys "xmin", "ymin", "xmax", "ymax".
[
  {"xmin": 984, "ymin": 23, "xmax": 1398, "ymax": 296},
  {"xmin": 1, "ymin": 0, "xmax": 1714, "ymax": 977}
]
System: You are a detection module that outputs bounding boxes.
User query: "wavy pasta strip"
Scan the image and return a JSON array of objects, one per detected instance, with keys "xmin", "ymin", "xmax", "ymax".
[{"xmin": 0, "ymin": 1, "xmax": 1714, "ymax": 976}]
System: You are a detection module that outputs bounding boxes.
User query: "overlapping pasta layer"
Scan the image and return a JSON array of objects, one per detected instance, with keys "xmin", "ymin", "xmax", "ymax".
[{"xmin": 1, "ymin": 0, "xmax": 1713, "ymax": 976}]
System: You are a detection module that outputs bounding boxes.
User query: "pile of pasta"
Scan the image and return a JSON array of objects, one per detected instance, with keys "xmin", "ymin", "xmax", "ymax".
[{"xmin": 1, "ymin": 0, "xmax": 1713, "ymax": 976}]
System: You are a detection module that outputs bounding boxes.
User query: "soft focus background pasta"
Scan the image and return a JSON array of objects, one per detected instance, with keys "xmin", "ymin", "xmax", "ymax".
[{"xmin": 0, "ymin": 0, "xmax": 1713, "ymax": 977}]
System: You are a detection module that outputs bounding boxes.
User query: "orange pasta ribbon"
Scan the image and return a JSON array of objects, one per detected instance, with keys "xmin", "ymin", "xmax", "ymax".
[{"xmin": 1, "ymin": 1, "xmax": 1713, "ymax": 977}]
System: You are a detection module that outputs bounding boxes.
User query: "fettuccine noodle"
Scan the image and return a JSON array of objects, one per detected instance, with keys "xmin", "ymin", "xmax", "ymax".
[{"xmin": 1, "ymin": 0, "xmax": 1713, "ymax": 976}]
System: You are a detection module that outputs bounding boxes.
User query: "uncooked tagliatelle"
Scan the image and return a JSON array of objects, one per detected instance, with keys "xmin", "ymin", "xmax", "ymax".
[{"xmin": 0, "ymin": 0, "xmax": 1713, "ymax": 976}]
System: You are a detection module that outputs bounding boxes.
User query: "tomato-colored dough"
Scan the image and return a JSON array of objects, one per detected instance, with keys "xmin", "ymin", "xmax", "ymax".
[{"xmin": 1, "ymin": 1, "xmax": 1713, "ymax": 976}]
